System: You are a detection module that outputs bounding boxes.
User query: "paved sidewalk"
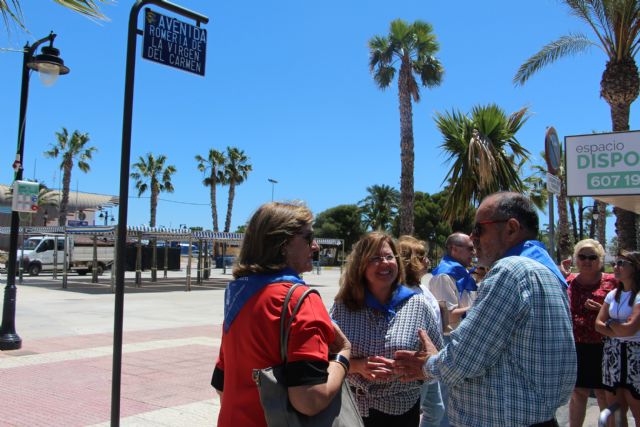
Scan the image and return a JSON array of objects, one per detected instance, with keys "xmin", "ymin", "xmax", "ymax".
[{"xmin": 0, "ymin": 267, "xmax": 624, "ymax": 426}]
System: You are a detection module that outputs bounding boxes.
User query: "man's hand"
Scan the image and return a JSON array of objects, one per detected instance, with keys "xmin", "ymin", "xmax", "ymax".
[{"xmin": 393, "ymin": 330, "xmax": 438, "ymax": 382}]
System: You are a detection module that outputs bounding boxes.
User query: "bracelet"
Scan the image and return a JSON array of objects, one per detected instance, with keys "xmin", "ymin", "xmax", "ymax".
[{"xmin": 329, "ymin": 353, "xmax": 350, "ymax": 373}]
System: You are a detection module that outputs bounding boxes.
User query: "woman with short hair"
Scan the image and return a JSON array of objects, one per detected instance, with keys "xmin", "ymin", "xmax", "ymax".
[
  {"xmin": 212, "ymin": 202, "xmax": 351, "ymax": 427},
  {"xmin": 331, "ymin": 232, "xmax": 442, "ymax": 427}
]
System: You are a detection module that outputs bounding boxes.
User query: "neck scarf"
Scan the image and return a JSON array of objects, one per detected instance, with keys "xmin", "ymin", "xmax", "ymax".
[
  {"xmin": 365, "ymin": 285, "xmax": 417, "ymax": 321},
  {"xmin": 432, "ymin": 255, "xmax": 477, "ymax": 295},
  {"xmin": 503, "ymin": 240, "xmax": 567, "ymax": 287},
  {"xmin": 223, "ymin": 268, "xmax": 305, "ymax": 332}
]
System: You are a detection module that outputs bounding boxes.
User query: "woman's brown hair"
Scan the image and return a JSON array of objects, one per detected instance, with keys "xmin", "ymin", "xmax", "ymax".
[
  {"xmin": 232, "ymin": 202, "xmax": 312, "ymax": 278},
  {"xmin": 614, "ymin": 250, "xmax": 640, "ymax": 306},
  {"xmin": 397, "ymin": 235, "xmax": 428, "ymax": 287},
  {"xmin": 335, "ymin": 231, "xmax": 405, "ymax": 311}
]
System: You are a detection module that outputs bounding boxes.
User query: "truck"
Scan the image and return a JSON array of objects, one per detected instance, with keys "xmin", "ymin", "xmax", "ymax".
[{"xmin": 13, "ymin": 235, "xmax": 114, "ymax": 276}]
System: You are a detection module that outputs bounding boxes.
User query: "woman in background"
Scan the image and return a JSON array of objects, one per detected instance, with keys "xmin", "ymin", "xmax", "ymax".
[
  {"xmin": 331, "ymin": 232, "xmax": 442, "ymax": 427},
  {"xmin": 564, "ymin": 239, "xmax": 616, "ymax": 427},
  {"xmin": 397, "ymin": 236, "xmax": 445, "ymax": 427},
  {"xmin": 595, "ymin": 251, "xmax": 640, "ymax": 427}
]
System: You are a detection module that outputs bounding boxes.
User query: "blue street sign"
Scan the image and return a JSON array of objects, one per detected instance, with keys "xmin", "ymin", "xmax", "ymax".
[
  {"xmin": 68, "ymin": 220, "xmax": 89, "ymax": 226},
  {"xmin": 142, "ymin": 8, "xmax": 207, "ymax": 76}
]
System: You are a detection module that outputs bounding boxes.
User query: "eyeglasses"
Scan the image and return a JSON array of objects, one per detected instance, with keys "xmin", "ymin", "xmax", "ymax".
[
  {"xmin": 369, "ymin": 254, "xmax": 397, "ymax": 265},
  {"xmin": 299, "ymin": 232, "xmax": 314, "ymax": 246},
  {"xmin": 472, "ymin": 219, "xmax": 509, "ymax": 237},
  {"xmin": 611, "ymin": 259, "xmax": 633, "ymax": 268},
  {"xmin": 577, "ymin": 254, "xmax": 599, "ymax": 261},
  {"xmin": 456, "ymin": 244, "xmax": 475, "ymax": 251}
]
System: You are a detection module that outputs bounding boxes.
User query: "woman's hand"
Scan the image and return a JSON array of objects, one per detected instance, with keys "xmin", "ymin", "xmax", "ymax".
[
  {"xmin": 560, "ymin": 258, "xmax": 572, "ymax": 278},
  {"xmin": 585, "ymin": 298, "xmax": 602, "ymax": 312},
  {"xmin": 350, "ymin": 356, "xmax": 395, "ymax": 381}
]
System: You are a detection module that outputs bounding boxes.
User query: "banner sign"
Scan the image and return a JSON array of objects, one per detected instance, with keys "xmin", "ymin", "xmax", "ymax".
[
  {"xmin": 11, "ymin": 180, "xmax": 39, "ymax": 213},
  {"xmin": 142, "ymin": 8, "xmax": 207, "ymax": 76},
  {"xmin": 565, "ymin": 131, "xmax": 640, "ymax": 196}
]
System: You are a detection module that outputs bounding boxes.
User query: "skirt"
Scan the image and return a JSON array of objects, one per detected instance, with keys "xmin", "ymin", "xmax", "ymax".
[
  {"xmin": 575, "ymin": 342, "xmax": 606, "ymax": 389},
  {"xmin": 602, "ymin": 338, "xmax": 640, "ymax": 399}
]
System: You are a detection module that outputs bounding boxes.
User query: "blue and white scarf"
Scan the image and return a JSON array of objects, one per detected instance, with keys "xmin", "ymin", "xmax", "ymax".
[
  {"xmin": 504, "ymin": 240, "xmax": 567, "ymax": 287},
  {"xmin": 431, "ymin": 255, "xmax": 477, "ymax": 297},
  {"xmin": 223, "ymin": 268, "xmax": 305, "ymax": 332},
  {"xmin": 364, "ymin": 285, "xmax": 417, "ymax": 321}
]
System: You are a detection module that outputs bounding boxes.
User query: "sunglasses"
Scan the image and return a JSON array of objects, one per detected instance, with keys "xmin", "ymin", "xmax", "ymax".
[
  {"xmin": 472, "ymin": 219, "xmax": 508, "ymax": 237},
  {"xmin": 611, "ymin": 259, "xmax": 633, "ymax": 268},
  {"xmin": 299, "ymin": 232, "xmax": 314, "ymax": 246},
  {"xmin": 369, "ymin": 255, "xmax": 397, "ymax": 265},
  {"xmin": 577, "ymin": 254, "xmax": 598, "ymax": 261}
]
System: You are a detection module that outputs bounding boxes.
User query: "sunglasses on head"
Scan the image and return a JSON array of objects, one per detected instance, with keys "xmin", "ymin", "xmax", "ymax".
[
  {"xmin": 577, "ymin": 254, "xmax": 598, "ymax": 261},
  {"xmin": 471, "ymin": 219, "xmax": 508, "ymax": 237}
]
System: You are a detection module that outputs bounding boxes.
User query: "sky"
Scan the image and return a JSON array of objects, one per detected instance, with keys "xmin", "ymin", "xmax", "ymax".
[{"xmin": 0, "ymin": 0, "xmax": 628, "ymax": 239}]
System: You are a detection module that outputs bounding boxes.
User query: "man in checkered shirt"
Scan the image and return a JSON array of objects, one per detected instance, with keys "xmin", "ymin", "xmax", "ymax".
[{"xmin": 395, "ymin": 192, "xmax": 576, "ymax": 427}]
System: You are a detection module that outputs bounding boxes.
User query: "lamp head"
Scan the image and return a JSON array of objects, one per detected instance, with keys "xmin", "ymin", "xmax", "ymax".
[{"xmin": 27, "ymin": 41, "xmax": 70, "ymax": 86}]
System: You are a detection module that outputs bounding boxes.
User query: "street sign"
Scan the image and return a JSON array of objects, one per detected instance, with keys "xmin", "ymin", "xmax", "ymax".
[
  {"xmin": 67, "ymin": 220, "xmax": 89, "ymax": 226},
  {"xmin": 142, "ymin": 8, "xmax": 207, "ymax": 76},
  {"xmin": 547, "ymin": 173, "xmax": 562, "ymax": 195},
  {"xmin": 545, "ymin": 127, "xmax": 562, "ymax": 175},
  {"xmin": 11, "ymin": 180, "xmax": 39, "ymax": 213}
]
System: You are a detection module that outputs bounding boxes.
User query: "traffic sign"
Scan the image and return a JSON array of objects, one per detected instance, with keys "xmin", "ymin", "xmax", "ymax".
[
  {"xmin": 547, "ymin": 173, "xmax": 562, "ymax": 195},
  {"xmin": 11, "ymin": 180, "xmax": 39, "ymax": 213},
  {"xmin": 545, "ymin": 127, "xmax": 562, "ymax": 175},
  {"xmin": 142, "ymin": 8, "xmax": 207, "ymax": 76}
]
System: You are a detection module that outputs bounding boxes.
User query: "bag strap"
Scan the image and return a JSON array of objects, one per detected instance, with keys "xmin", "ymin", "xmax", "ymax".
[{"xmin": 279, "ymin": 283, "xmax": 320, "ymax": 362}]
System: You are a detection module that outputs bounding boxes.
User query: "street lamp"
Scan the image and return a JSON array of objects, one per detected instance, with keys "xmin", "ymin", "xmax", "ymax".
[
  {"xmin": 1, "ymin": 32, "xmax": 69, "ymax": 351},
  {"xmin": 579, "ymin": 204, "xmax": 599, "ymax": 240},
  {"xmin": 99, "ymin": 210, "xmax": 115, "ymax": 226},
  {"xmin": 268, "ymin": 178, "xmax": 278, "ymax": 202}
]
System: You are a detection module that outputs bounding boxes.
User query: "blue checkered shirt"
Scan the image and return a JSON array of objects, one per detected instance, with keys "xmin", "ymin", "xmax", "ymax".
[{"xmin": 424, "ymin": 256, "xmax": 576, "ymax": 427}]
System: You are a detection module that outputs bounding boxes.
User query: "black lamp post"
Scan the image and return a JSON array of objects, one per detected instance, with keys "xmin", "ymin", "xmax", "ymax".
[
  {"xmin": 99, "ymin": 209, "xmax": 115, "ymax": 226},
  {"xmin": 579, "ymin": 204, "xmax": 599, "ymax": 241},
  {"xmin": 268, "ymin": 178, "xmax": 278, "ymax": 202},
  {"xmin": 0, "ymin": 32, "xmax": 69, "ymax": 351}
]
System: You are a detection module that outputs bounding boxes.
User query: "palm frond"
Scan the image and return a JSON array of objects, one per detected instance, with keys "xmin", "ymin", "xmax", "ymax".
[
  {"xmin": 514, "ymin": 33, "xmax": 597, "ymax": 85},
  {"xmin": 373, "ymin": 65, "xmax": 395, "ymax": 89}
]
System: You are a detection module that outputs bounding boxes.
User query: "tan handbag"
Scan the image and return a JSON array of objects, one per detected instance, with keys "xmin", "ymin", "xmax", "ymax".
[{"xmin": 252, "ymin": 283, "xmax": 363, "ymax": 427}]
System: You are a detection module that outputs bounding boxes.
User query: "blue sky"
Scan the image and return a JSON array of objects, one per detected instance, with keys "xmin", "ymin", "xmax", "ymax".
[{"xmin": 0, "ymin": 0, "xmax": 627, "ymax": 238}]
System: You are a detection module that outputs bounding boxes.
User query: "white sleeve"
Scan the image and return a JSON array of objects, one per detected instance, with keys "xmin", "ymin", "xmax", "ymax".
[{"xmin": 428, "ymin": 274, "xmax": 459, "ymax": 312}]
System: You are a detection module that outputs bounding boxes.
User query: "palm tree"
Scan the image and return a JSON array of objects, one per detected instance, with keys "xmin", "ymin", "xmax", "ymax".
[
  {"xmin": 222, "ymin": 147, "xmax": 252, "ymax": 233},
  {"xmin": 436, "ymin": 104, "xmax": 531, "ymax": 222},
  {"xmin": 368, "ymin": 19, "xmax": 444, "ymax": 235},
  {"xmin": 514, "ymin": 0, "xmax": 640, "ymax": 250},
  {"xmin": 1, "ymin": 1, "xmax": 110, "ymax": 31},
  {"xmin": 130, "ymin": 153, "xmax": 176, "ymax": 228},
  {"xmin": 196, "ymin": 149, "xmax": 226, "ymax": 232},
  {"xmin": 44, "ymin": 128, "xmax": 96, "ymax": 226},
  {"xmin": 359, "ymin": 184, "xmax": 400, "ymax": 232}
]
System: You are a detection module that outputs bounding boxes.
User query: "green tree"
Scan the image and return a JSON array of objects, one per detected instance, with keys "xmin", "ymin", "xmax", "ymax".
[
  {"xmin": 196, "ymin": 149, "xmax": 226, "ymax": 232},
  {"xmin": 359, "ymin": 184, "xmax": 400, "ymax": 232},
  {"xmin": 514, "ymin": 0, "xmax": 640, "ymax": 250},
  {"xmin": 130, "ymin": 153, "xmax": 176, "ymax": 228},
  {"xmin": 1, "ymin": 1, "xmax": 111, "ymax": 31},
  {"xmin": 44, "ymin": 127, "xmax": 96, "ymax": 226},
  {"xmin": 368, "ymin": 19, "xmax": 444, "ymax": 235},
  {"xmin": 435, "ymin": 104, "xmax": 530, "ymax": 222},
  {"xmin": 314, "ymin": 204, "xmax": 364, "ymax": 251},
  {"xmin": 222, "ymin": 147, "xmax": 252, "ymax": 233}
]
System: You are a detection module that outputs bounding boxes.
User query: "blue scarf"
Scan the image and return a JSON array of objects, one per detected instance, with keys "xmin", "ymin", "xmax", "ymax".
[
  {"xmin": 432, "ymin": 255, "xmax": 477, "ymax": 296},
  {"xmin": 503, "ymin": 240, "xmax": 567, "ymax": 287},
  {"xmin": 364, "ymin": 285, "xmax": 417, "ymax": 321},
  {"xmin": 223, "ymin": 268, "xmax": 305, "ymax": 332}
]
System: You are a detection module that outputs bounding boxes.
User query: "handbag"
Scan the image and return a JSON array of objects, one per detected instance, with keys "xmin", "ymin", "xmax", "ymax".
[{"xmin": 252, "ymin": 283, "xmax": 363, "ymax": 427}]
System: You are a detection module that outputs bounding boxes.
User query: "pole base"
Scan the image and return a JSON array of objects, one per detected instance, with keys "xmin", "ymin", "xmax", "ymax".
[{"xmin": 0, "ymin": 333, "xmax": 22, "ymax": 350}]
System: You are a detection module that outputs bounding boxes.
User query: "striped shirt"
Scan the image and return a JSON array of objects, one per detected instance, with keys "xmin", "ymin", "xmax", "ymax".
[
  {"xmin": 424, "ymin": 256, "xmax": 576, "ymax": 427},
  {"xmin": 331, "ymin": 293, "xmax": 443, "ymax": 417}
]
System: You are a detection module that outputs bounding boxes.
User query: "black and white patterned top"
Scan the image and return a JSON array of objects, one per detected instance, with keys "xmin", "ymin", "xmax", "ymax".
[{"xmin": 330, "ymin": 292, "xmax": 443, "ymax": 417}]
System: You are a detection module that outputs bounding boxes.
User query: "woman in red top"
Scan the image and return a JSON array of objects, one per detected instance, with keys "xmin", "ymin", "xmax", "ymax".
[
  {"xmin": 212, "ymin": 202, "xmax": 351, "ymax": 427},
  {"xmin": 562, "ymin": 239, "xmax": 616, "ymax": 427}
]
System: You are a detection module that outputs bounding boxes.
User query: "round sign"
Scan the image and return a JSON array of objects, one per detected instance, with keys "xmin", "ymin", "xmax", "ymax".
[{"xmin": 545, "ymin": 127, "xmax": 562, "ymax": 175}]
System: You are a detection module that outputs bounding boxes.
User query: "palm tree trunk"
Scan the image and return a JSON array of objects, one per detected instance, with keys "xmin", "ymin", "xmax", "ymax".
[
  {"xmin": 210, "ymin": 174, "xmax": 218, "ymax": 232},
  {"xmin": 224, "ymin": 182, "xmax": 235, "ymax": 233},
  {"xmin": 397, "ymin": 60, "xmax": 415, "ymax": 235},
  {"xmin": 568, "ymin": 197, "xmax": 577, "ymax": 243},
  {"xmin": 614, "ymin": 206, "xmax": 638, "ymax": 251},
  {"xmin": 577, "ymin": 197, "xmax": 584, "ymax": 240},
  {"xmin": 557, "ymin": 182, "xmax": 571, "ymax": 259},
  {"xmin": 150, "ymin": 186, "xmax": 158, "ymax": 228},
  {"xmin": 59, "ymin": 162, "xmax": 72, "ymax": 226},
  {"xmin": 596, "ymin": 201, "xmax": 606, "ymax": 246}
]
